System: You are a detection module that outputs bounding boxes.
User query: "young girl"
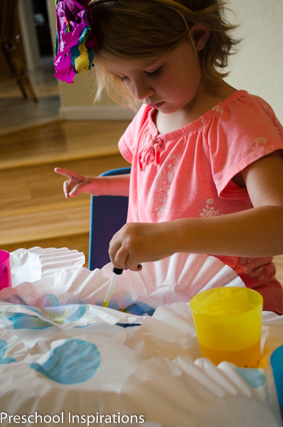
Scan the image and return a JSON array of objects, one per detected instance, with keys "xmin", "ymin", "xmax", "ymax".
[{"xmin": 55, "ymin": 0, "xmax": 283, "ymax": 314}]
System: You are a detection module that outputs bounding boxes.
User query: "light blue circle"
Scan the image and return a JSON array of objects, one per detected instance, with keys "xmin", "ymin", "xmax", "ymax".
[
  {"xmin": 30, "ymin": 339, "xmax": 100, "ymax": 384},
  {"xmin": 8, "ymin": 313, "xmax": 51, "ymax": 329},
  {"xmin": 0, "ymin": 339, "xmax": 8, "ymax": 359},
  {"xmin": 0, "ymin": 339, "xmax": 16, "ymax": 364},
  {"xmin": 67, "ymin": 304, "xmax": 87, "ymax": 321},
  {"xmin": 235, "ymin": 367, "xmax": 266, "ymax": 389},
  {"xmin": 0, "ymin": 357, "xmax": 17, "ymax": 364}
]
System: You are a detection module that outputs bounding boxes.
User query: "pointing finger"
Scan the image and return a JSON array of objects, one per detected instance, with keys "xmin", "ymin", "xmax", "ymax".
[{"xmin": 54, "ymin": 167, "xmax": 82, "ymax": 182}]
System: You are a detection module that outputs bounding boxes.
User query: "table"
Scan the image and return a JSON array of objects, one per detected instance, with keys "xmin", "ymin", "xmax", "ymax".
[{"xmin": 0, "ymin": 247, "xmax": 282, "ymax": 427}]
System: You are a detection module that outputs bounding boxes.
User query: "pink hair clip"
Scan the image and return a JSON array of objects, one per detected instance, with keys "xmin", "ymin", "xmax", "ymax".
[{"xmin": 54, "ymin": 0, "xmax": 98, "ymax": 83}]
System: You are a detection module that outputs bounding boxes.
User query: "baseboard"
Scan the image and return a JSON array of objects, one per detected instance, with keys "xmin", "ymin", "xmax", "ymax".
[{"xmin": 59, "ymin": 105, "xmax": 136, "ymax": 121}]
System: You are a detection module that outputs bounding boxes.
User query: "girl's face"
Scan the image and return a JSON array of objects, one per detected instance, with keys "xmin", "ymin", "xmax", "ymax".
[{"xmin": 100, "ymin": 38, "xmax": 206, "ymax": 115}]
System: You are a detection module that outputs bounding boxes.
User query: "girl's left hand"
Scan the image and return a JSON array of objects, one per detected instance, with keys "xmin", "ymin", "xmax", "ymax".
[{"xmin": 109, "ymin": 222, "xmax": 174, "ymax": 271}]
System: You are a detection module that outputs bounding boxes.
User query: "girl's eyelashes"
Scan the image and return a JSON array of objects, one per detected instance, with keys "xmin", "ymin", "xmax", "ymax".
[
  {"xmin": 116, "ymin": 66, "xmax": 163, "ymax": 82},
  {"xmin": 145, "ymin": 66, "xmax": 162, "ymax": 77},
  {"xmin": 119, "ymin": 76, "xmax": 129, "ymax": 81},
  {"xmin": 115, "ymin": 74, "xmax": 129, "ymax": 82}
]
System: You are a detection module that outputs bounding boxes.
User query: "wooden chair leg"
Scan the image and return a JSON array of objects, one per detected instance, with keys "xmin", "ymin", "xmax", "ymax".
[
  {"xmin": 21, "ymin": 75, "xmax": 38, "ymax": 103},
  {"xmin": 1, "ymin": 40, "xmax": 38, "ymax": 103},
  {"xmin": 15, "ymin": 78, "xmax": 28, "ymax": 99}
]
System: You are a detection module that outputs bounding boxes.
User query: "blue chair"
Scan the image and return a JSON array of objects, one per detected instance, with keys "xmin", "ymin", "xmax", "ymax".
[{"xmin": 88, "ymin": 167, "xmax": 131, "ymax": 270}]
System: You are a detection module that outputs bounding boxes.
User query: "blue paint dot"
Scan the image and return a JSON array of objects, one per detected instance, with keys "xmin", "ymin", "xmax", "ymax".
[
  {"xmin": 30, "ymin": 339, "xmax": 100, "ymax": 384},
  {"xmin": 235, "ymin": 367, "xmax": 266, "ymax": 388},
  {"xmin": 8, "ymin": 313, "xmax": 51, "ymax": 329},
  {"xmin": 67, "ymin": 305, "xmax": 87, "ymax": 321},
  {"xmin": 125, "ymin": 302, "xmax": 155, "ymax": 316},
  {"xmin": 0, "ymin": 339, "xmax": 8, "ymax": 359},
  {"xmin": 0, "ymin": 339, "xmax": 16, "ymax": 364},
  {"xmin": 0, "ymin": 357, "xmax": 16, "ymax": 364},
  {"xmin": 41, "ymin": 294, "xmax": 60, "ymax": 307}
]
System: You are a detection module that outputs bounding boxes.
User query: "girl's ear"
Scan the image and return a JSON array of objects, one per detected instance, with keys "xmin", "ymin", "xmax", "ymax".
[{"xmin": 189, "ymin": 24, "xmax": 210, "ymax": 52}]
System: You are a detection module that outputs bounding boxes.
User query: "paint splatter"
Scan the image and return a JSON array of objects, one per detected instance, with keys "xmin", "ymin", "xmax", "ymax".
[
  {"xmin": 8, "ymin": 313, "xmax": 51, "ymax": 329},
  {"xmin": 0, "ymin": 339, "xmax": 16, "ymax": 364},
  {"xmin": 30, "ymin": 339, "xmax": 100, "ymax": 384}
]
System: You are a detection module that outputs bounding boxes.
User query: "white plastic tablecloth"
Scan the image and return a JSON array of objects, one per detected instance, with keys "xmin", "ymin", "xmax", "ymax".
[{"xmin": 0, "ymin": 247, "xmax": 282, "ymax": 427}]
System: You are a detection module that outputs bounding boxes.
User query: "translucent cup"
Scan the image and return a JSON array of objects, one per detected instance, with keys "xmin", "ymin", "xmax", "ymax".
[
  {"xmin": 190, "ymin": 287, "xmax": 263, "ymax": 367},
  {"xmin": 0, "ymin": 250, "xmax": 12, "ymax": 291},
  {"xmin": 270, "ymin": 345, "xmax": 283, "ymax": 419}
]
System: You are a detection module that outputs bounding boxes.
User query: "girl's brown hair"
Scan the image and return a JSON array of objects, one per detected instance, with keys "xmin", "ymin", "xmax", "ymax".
[{"xmin": 89, "ymin": 0, "xmax": 239, "ymax": 107}]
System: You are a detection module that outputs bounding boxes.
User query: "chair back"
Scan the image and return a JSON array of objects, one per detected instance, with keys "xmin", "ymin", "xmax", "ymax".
[{"xmin": 88, "ymin": 167, "xmax": 130, "ymax": 270}]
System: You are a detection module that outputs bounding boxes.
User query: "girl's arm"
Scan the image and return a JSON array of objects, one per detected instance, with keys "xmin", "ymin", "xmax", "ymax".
[
  {"xmin": 109, "ymin": 151, "xmax": 283, "ymax": 270},
  {"xmin": 54, "ymin": 167, "xmax": 130, "ymax": 198}
]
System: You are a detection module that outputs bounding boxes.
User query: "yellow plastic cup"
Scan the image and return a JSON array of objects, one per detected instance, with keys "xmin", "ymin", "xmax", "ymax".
[{"xmin": 190, "ymin": 287, "xmax": 263, "ymax": 367}]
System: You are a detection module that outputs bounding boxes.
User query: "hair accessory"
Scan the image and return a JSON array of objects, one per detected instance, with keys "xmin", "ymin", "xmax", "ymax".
[{"xmin": 54, "ymin": 0, "xmax": 98, "ymax": 83}]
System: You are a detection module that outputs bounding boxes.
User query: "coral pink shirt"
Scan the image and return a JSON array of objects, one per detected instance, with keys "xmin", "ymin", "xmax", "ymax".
[{"xmin": 119, "ymin": 90, "xmax": 283, "ymax": 313}]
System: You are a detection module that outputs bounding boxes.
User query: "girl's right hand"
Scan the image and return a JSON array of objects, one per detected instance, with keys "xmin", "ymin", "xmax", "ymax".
[{"xmin": 54, "ymin": 167, "xmax": 93, "ymax": 198}]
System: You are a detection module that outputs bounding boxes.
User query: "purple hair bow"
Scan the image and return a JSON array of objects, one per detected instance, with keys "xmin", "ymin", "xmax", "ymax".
[{"xmin": 54, "ymin": 0, "xmax": 98, "ymax": 83}]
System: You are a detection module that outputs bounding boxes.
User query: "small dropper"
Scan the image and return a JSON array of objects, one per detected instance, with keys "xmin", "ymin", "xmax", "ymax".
[{"xmin": 103, "ymin": 267, "xmax": 123, "ymax": 307}]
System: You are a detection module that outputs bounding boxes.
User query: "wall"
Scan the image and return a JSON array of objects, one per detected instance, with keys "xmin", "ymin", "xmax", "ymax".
[
  {"xmin": 47, "ymin": 0, "xmax": 283, "ymax": 122},
  {"xmin": 225, "ymin": 0, "xmax": 283, "ymax": 122},
  {"xmin": 18, "ymin": 0, "xmax": 41, "ymax": 70}
]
